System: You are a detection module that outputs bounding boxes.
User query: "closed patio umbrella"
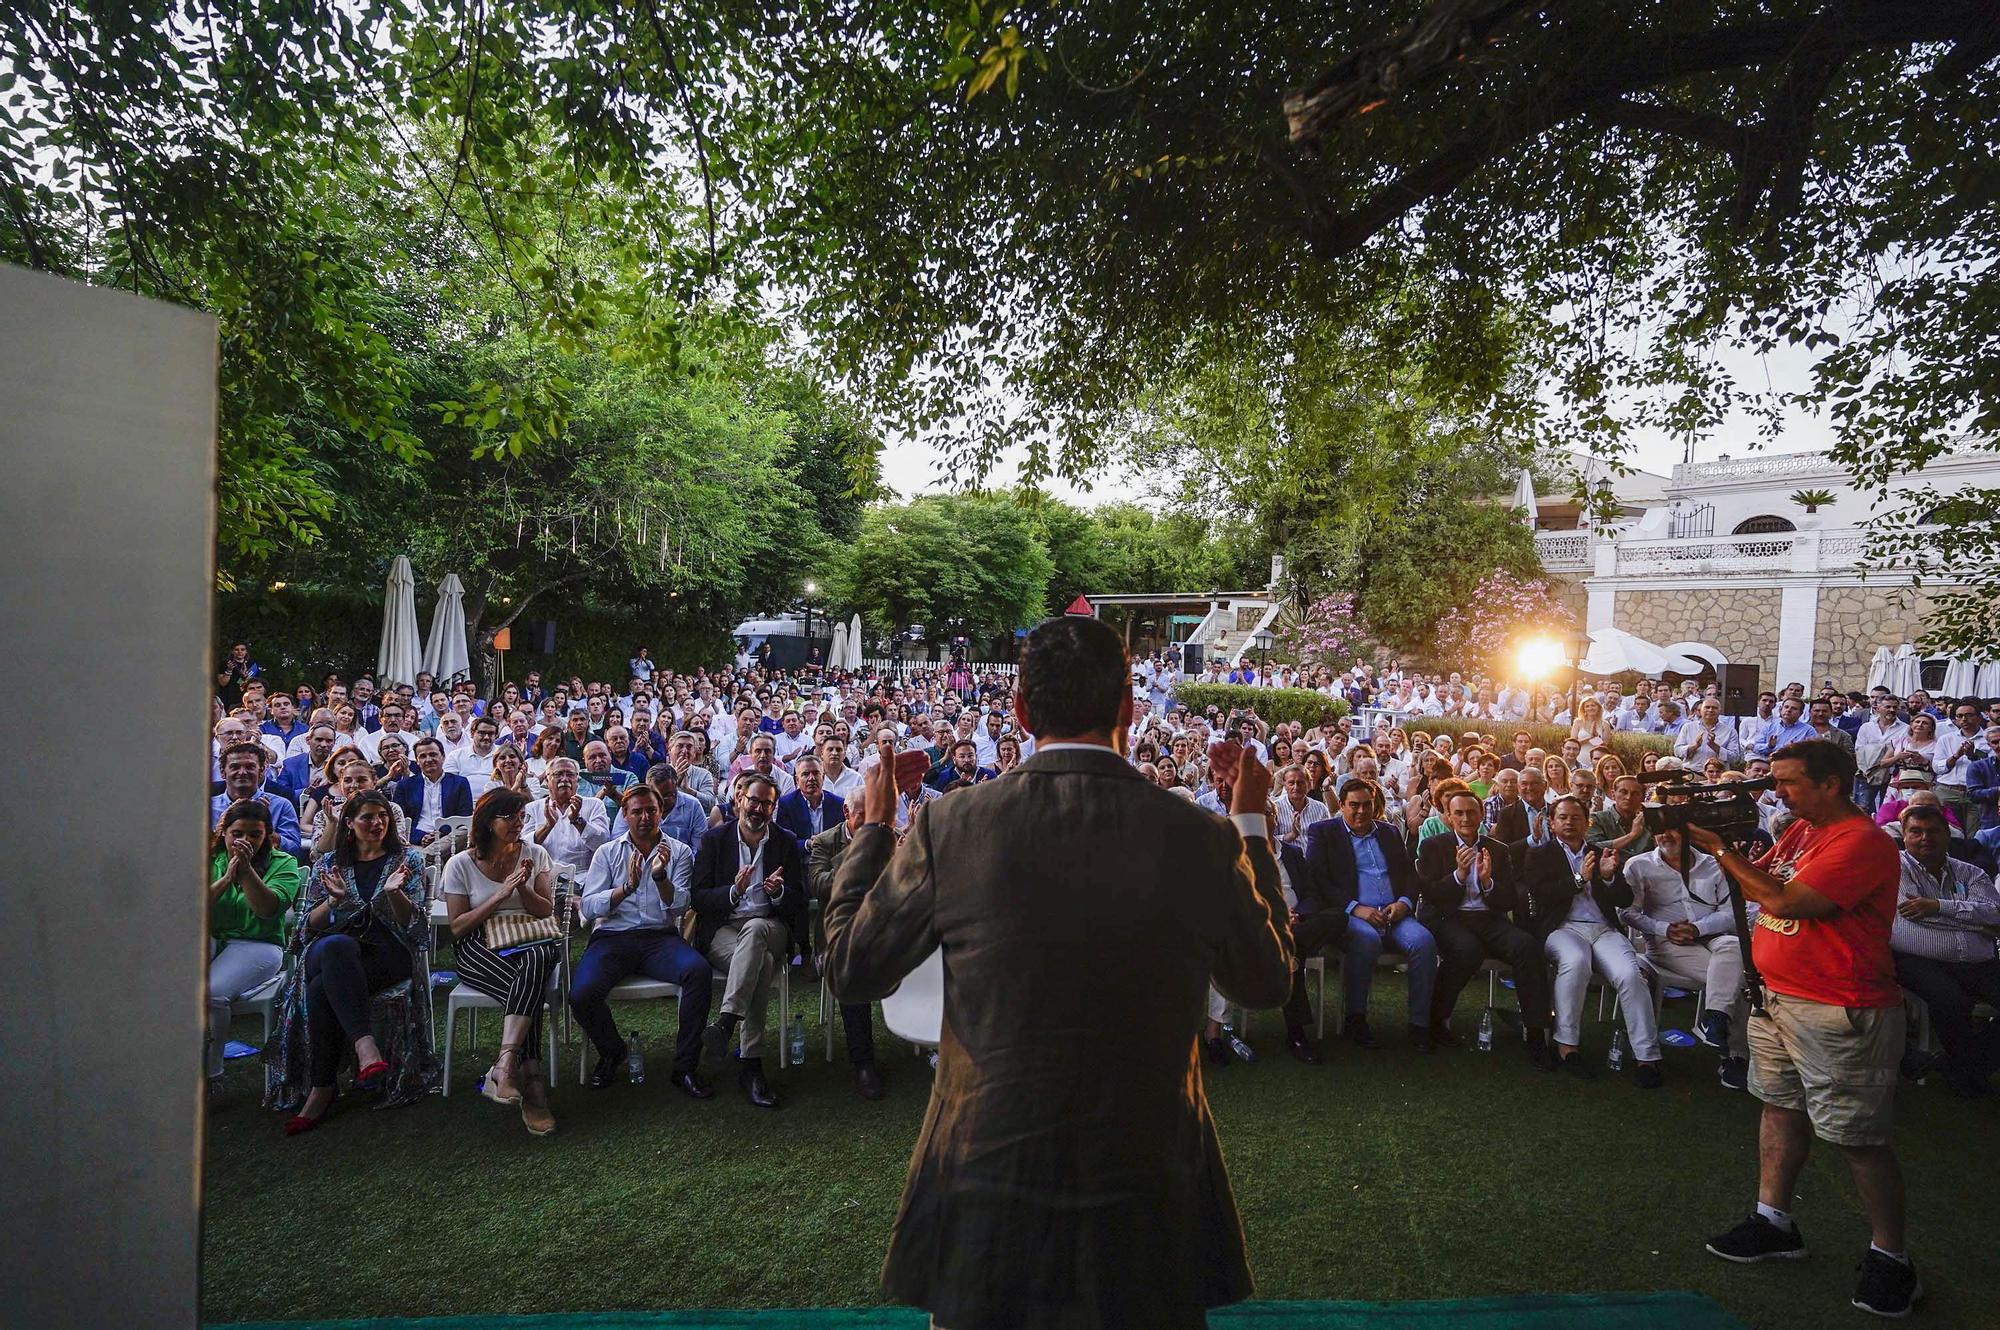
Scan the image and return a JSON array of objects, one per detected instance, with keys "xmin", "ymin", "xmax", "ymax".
[
  {"xmin": 1866, "ymin": 645, "xmax": 1893, "ymax": 691},
  {"xmin": 849, "ymin": 613, "xmax": 865, "ymax": 669},
  {"xmin": 1942, "ymin": 657, "xmax": 1976, "ymax": 699},
  {"xmin": 421, "ymin": 573, "xmax": 471, "ymax": 685},
  {"xmin": 1889, "ymin": 642, "xmax": 1921, "ymax": 696},
  {"xmin": 1512, "ymin": 469, "xmax": 1539, "ymax": 526},
  {"xmin": 376, "ymin": 556, "xmax": 423, "ymax": 690},
  {"xmin": 1975, "ymin": 659, "xmax": 2000, "ymax": 697},
  {"xmin": 828, "ymin": 621, "xmax": 849, "ymax": 672}
]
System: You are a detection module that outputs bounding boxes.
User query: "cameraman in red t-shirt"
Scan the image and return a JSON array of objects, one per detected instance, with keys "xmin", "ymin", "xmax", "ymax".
[{"xmin": 1687, "ymin": 739, "xmax": 1919, "ymax": 1319}]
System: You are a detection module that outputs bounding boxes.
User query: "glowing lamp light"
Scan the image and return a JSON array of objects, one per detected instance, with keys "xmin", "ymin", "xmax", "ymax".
[{"xmin": 1516, "ymin": 636, "xmax": 1566, "ymax": 681}]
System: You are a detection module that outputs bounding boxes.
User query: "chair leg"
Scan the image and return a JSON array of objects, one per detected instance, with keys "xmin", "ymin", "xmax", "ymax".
[{"xmin": 442, "ymin": 1004, "xmax": 456, "ymax": 1098}]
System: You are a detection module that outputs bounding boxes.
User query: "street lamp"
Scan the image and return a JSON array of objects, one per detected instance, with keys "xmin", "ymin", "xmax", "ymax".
[
  {"xmin": 801, "ymin": 579, "xmax": 818, "ymax": 650},
  {"xmin": 1565, "ymin": 628, "xmax": 1591, "ymax": 721},
  {"xmin": 1252, "ymin": 627, "xmax": 1274, "ymax": 673}
]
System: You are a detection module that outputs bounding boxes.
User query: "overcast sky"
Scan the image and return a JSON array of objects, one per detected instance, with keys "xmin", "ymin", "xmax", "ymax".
[{"xmin": 876, "ymin": 337, "xmax": 1839, "ymax": 508}]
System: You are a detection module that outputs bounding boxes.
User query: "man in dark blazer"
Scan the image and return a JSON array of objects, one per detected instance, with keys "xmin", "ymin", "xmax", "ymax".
[
  {"xmin": 1517, "ymin": 795, "xmax": 1657, "ymax": 1082},
  {"xmin": 1417, "ymin": 787, "xmax": 1554, "ymax": 1066},
  {"xmin": 689, "ymin": 770, "xmax": 808, "ymax": 1108},
  {"xmin": 390, "ymin": 736, "xmax": 474, "ymax": 845},
  {"xmin": 825, "ymin": 616, "xmax": 1292, "ymax": 1330},
  {"xmin": 775, "ymin": 756, "xmax": 845, "ymax": 844},
  {"xmin": 1295, "ymin": 776, "xmax": 1440, "ymax": 1050},
  {"xmin": 807, "ymin": 798, "xmax": 883, "ymax": 1099}
]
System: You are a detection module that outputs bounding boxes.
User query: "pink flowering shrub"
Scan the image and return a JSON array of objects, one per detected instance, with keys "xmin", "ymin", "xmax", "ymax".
[
  {"xmin": 1429, "ymin": 571, "xmax": 1576, "ymax": 673},
  {"xmin": 1279, "ymin": 593, "xmax": 1362, "ymax": 672}
]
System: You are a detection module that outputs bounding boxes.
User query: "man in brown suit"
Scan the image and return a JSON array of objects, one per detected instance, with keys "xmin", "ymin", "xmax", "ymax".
[{"xmin": 824, "ymin": 616, "xmax": 1294, "ymax": 1330}]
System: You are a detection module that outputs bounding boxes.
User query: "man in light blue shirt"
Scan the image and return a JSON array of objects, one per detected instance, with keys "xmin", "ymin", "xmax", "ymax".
[
  {"xmin": 1759, "ymin": 696, "xmax": 1816, "ymax": 757},
  {"xmin": 569, "ymin": 786, "xmax": 714, "ymax": 1097},
  {"xmin": 211, "ymin": 743, "xmax": 302, "ymax": 855}
]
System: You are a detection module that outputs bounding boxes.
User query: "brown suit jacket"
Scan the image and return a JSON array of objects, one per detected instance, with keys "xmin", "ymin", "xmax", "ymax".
[{"xmin": 824, "ymin": 745, "xmax": 1293, "ymax": 1330}]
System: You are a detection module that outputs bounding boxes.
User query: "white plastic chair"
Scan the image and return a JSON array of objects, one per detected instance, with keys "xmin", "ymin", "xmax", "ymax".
[
  {"xmin": 442, "ymin": 976, "xmax": 561, "ymax": 1096},
  {"xmin": 1228, "ymin": 954, "xmax": 1327, "ymax": 1038},
  {"xmin": 882, "ymin": 947, "xmax": 945, "ymax": 1051},
  {"xmin": 228, "ymin": 971, "xmax": 286, "ymax": 1044}
]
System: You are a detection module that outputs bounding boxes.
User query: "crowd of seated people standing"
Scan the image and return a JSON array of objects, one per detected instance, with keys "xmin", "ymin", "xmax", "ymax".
[{"xmin": 207, "ymin": 640, "xmax": 2000, "ymax": 1139}]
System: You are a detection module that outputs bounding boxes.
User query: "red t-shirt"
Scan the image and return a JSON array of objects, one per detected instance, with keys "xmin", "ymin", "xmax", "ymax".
[{"xmin": 1752, "ymin": 815, "xmax": 1901, "ymax": 1008}]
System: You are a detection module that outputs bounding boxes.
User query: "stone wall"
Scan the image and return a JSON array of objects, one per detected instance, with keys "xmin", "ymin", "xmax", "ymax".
[
  {"xmin": 1815, "ymin": 585, "xmax": 1949, "ymax": 687},
  {"xmin": 1613, "ymin": 588, "xmax": 1783, "ymax": 675}
]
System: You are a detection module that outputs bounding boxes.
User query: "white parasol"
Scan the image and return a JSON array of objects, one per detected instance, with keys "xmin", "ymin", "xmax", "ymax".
[
  {"xmin": 420, "ymin": 573, "xmax": 470, "ymax": 684},
  {"xmin": 375, "ymin": 555, "xmax": 422, "ymax": 689},
  {"xmin": 1512, "ymin": 469, "xmax": 1539, "ymax": 526}
]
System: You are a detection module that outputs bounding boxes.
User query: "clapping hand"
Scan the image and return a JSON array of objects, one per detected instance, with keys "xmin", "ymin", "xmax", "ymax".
[
  {"xmin": 1228, "ymin": 744, "xmax": 1274, "ymax": 818},
  {"xmin": 1454, "ymin": 841, "xmax": 1476, "ymax": 878},
  {"xmin": 1475, "ymin": 847, "xmax": 1493, "ymax": 883},
  {"xmin": 862, "ymin": 738, "xmax": 898, "ymax": 826}
]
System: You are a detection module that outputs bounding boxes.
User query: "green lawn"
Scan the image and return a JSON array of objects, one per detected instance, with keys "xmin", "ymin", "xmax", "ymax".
[{"xmin": 201, "ymin": 975, "xmax": 1998, "ymax": 1328}]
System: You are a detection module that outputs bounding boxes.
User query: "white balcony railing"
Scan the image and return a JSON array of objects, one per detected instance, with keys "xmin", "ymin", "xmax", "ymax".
[
  {"xmin": 1533, "ymin": 530, "xmax": 1593, "ymax": 571},
  {"xmin": 1540, "ymin": 527, "xmax": 1882, "ymax": 578}
]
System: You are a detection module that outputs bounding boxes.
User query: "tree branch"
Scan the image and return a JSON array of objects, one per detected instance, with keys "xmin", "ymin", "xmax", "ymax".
[
  {"xmin": 1591, "ymin": 98, "xmax": 1749, "ymax": 161},
  {"xmin": 1289, "ymin": 0, "xmax": 1986, "ymax": 261}
]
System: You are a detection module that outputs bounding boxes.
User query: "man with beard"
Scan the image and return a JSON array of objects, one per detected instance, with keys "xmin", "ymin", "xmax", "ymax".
[{"xmin": 689, "ymin": 770, "xmax": 808, "ymax": 1108}]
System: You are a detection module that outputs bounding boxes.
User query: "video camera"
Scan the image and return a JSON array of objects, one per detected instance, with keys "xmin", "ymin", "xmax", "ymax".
[{"xmin": 1637, "ymin": 769, "xmax": 1773, "ymax": 844}]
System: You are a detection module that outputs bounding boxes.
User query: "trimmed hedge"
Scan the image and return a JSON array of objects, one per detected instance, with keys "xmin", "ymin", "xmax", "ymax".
[
  {"xmin": 1379, "ymin": 714, "xmax": 1671, "ymax": 767},
  {"xmin": 1175, "ymin": 683, "xmax": 1351, "ymax": 728}
]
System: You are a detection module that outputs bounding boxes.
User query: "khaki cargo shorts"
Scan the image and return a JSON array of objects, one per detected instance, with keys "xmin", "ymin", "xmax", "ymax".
[{"xmin": 1747, "ymin": 988, "xmax": 1904, "ymax": 1147}]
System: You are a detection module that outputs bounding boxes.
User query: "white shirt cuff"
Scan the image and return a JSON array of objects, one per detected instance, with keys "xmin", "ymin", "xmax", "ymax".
[{"xmin": 1230, "ymin": 813, "xmax": 1268, "ymax": 839}]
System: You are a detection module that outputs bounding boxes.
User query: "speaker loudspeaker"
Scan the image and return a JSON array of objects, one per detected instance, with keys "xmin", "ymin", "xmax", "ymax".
[{"xmin": 1719, "ymin": 663, "xmax": 1760, "ymax": 716}]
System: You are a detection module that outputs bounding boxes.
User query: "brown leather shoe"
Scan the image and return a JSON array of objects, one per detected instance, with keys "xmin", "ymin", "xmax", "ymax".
[
  {"xmin": 519, "ymin": 1067, "xmax": 555, "ymax": 1136},
  {"xmin": 856, "ymin": 1064, "xmax": 885, "ymax": 1100}
]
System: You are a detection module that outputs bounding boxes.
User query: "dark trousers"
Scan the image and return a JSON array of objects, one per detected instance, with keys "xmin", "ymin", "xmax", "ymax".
[
  {"xmin": 1895, "ymin": 952, "xmax": 2000, "ymax": 1082},
  {"xmin": 570, "ymin": 928, "xmax": 713, "ymax": 1075},
  {"xmin": 838, "ymin": 1001, "xmax": 877, "ymax": 1067},
  {"xmin": 1282, "ymin": 911, "xmax": 1345, "ymax": 1032},
  {"xmin": 303, "ymin": 931, "xmax": 412, "ymax": 1088},
  {"xmin": 1429, "ymin": 908, "xmax": 1550, "ymax": 1031}
]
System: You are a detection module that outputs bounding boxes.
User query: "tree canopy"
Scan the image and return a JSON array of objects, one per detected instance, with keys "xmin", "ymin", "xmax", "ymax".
[{"xmin": 9, "ymin": 2, "xmax": 1996, "ymax": 644}]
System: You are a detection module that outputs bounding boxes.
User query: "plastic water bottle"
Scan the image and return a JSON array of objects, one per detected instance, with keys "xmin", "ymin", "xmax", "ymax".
[
  {"xmin": 1226, "ymin": 1024, "xmax": 1257, "ymax": 1063},
  {"xmin": 789, "ymin": 1017, "xmax": 807, "ymax": 1066},
  {"xmin": 1608, "ymin": 1027, "xmax": 1627, "ymax": 1072},
  {"xmin": 626, "ymin": 1031, "xmax": 645, "ymax": 1085},
  {"xmin": 1477, "ymin": 1008, "xmax": 1494, "ymax": 1052}
]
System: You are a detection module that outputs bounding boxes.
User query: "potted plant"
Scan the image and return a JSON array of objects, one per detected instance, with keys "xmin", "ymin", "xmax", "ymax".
[{"xmin": 1789, "ymin": 488, "xmax": 1836, "ymax": 515}]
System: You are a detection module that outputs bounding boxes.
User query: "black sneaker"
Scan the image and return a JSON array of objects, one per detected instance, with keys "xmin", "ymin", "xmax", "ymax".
[
  {"xmin": 1718, "ymin": 1056, "xmax": 1748, "ymax": 1092},
  {"xmin": 1560, "ymin": 1049, "xmax": 1596, "ymax": 1080},
  {"xmin": 588, "ymin": 1047, "xmax": 624, "ymax": 1089},
  {"xmin": 1632, "ymin": 1060, "xmax": 1663, "ymax": 1089},
  {"xmin": 1851, "ymin": 1249, "xmax": 1921, "ymax": 1318},
  {"xmin": 1204, "ymin": 1035, "xmax": 1231, "ymax": 1067},
  {"xmin": 1706, "ymin": 1213, "xmax": 1807, "ymax": 1263},
  {"xmin": 1696, "ymin": 1010, "xmax": 1731, "ymax": 1051}
]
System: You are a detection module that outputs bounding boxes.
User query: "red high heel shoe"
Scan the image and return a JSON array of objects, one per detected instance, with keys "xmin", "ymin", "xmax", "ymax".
[
  {"xmin": 352, "ymin": 1060, "xmax": 390, "ymax": 1093},
  {"xmin": 283, "ymin": 1107, "xmax": 330, "ymax": 1136}
]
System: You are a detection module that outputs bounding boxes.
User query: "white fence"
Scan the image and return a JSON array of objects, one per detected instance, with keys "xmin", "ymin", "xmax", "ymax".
[{"xmin": 859, "ymin": 656, "xmax": 1017, "ymax": 676}]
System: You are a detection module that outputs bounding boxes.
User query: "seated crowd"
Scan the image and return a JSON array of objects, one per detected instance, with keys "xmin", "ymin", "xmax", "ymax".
[{"xmin": 204, "ymin": 640, "xmax": 2000, "ymax": 1138}]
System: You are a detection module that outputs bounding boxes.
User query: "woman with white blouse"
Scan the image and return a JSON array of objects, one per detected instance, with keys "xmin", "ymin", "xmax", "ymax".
[{"xmin": 440, "ymin": 788, "xmax": 561, "ymax": 1135}]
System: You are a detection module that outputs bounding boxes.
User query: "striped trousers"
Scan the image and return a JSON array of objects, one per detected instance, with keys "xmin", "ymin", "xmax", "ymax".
[{"xmin": 454, "ymin": 932, "xmax": 562, "ymax": 1058}]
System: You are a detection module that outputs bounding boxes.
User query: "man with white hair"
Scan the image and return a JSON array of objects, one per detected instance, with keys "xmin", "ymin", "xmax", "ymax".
[
  {"xmin": 1621, "ymin": 821, "xmax": 1750, "ymax": 1090},
  {"xmin": 526, "ymin": 756, "xmax": 612, "ymax": 873}
]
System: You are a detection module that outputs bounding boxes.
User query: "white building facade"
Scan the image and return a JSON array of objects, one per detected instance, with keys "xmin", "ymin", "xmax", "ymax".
[{"xmin": 1533, "ymin": 438, "xmax": 1994, "ymax": 691}]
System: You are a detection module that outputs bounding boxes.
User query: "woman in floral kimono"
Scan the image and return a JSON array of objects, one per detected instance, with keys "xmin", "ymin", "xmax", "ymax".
[{"xmin": 264, "ymin": 789, "xmax": 437, "ymax": 1129}]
